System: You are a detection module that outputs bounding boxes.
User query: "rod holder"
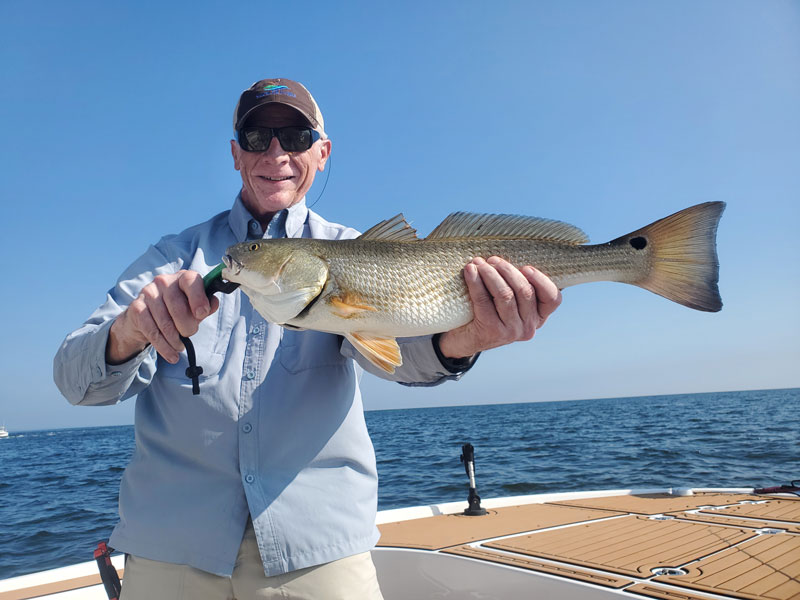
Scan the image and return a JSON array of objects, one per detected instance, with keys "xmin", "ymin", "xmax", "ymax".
[{"xmin": 460, "ymin": 443, "xmax": 487, "ymax": 516}]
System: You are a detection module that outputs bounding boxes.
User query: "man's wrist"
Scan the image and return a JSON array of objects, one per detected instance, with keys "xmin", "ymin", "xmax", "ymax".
[
  {"xmin": 106, "ymin": 315, "xmax": 148, "ymax": 365},
  {"xmin": 435, "ymin": 330, "xmax": 475, "ymax": 360},
  {"xmin": 432, "ymin": 333, "xmax": 479, "ymax": 373}
]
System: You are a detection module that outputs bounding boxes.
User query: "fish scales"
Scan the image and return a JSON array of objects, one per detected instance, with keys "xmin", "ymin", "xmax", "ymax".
[{"xmin": 287, "ymin": 238, "xmax": 646, "ymax": 336}]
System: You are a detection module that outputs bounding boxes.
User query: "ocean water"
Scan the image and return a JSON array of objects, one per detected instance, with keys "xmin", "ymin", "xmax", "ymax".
[{"xmin": 0, "ymin": 389, "xmax": 797, "ymax": 580}]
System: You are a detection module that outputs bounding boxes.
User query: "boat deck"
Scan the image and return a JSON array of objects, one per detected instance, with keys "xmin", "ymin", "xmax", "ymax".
[
  {"xmin": 376, "ymin": 491, "xmax": 800, "ymax": 600},
  {"xmin": 2, "ymin": 489, "xmax": 797, "ymax": 600}
]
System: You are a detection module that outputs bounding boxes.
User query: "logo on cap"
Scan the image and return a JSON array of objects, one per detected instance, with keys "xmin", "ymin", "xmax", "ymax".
[{"xmin": 256, "ymin": 84, "xmax": 296, "ymax": 100}]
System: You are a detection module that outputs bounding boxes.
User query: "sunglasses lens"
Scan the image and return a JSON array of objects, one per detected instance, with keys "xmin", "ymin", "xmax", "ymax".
[
  {"xmin": 239, "ymin": 128, "xmax": 273, "ymax": 152},
  {"xmin": 277, "ymin": 127, "xmax": 314, "ymax": 152}
]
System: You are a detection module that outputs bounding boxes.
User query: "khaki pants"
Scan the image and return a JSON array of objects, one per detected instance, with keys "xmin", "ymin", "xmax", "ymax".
[{"xmin": 120, "ymin": 521, "xmax": 384, "ymax": 600}]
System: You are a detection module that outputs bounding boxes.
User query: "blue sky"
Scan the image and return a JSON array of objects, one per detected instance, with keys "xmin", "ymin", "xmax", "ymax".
[{"xmin": 1, "ymin": 1, "xmax": 798, "ymax": 430}]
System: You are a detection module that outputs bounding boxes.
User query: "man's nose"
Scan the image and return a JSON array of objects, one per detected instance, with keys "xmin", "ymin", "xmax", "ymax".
[{"xmin": 261, "ymin": 136, "xmax": 288, "ymax": 159}]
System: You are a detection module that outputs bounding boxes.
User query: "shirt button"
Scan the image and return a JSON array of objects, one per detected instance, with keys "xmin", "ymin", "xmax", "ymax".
[
  {"xmin": 245, "ymin": 474, "xmax": 255, "ymax": 484},
  {"xmin": 246, "ymin": 370, "xmax": 256, "ymax": 380},
  {"xmin": 251, "ymin": 325, "xmax": 261, "ymax": 335},
  {"xmin": 242, "ymin": 423, "xmax": 253, "ymax": 433}
]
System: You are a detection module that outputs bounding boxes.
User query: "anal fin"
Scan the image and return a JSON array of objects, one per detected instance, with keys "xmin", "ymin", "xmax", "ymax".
[{"xmin": 345, "ymin": 332, "xmax": 403, "ymax": 374}]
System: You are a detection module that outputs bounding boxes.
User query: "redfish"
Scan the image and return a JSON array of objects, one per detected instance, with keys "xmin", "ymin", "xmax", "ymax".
[{"xmin": 222, "ymin": 202, "xmax": 724, "ymax": 372}]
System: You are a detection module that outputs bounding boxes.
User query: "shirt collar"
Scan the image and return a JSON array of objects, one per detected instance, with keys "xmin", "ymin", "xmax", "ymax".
[{"xmin": 228, "ymin": 194, "xmax": 308, "ymax": 242}]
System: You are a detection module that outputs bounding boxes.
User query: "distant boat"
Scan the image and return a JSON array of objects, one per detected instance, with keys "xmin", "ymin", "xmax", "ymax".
[{"xmin": 0, "ymin": 425, "xmax": 8, "ymax": 438}]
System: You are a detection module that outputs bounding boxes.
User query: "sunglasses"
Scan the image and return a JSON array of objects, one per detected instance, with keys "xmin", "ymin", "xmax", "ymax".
[{"xmin": 236, "ymin": 126, "xmax": 321, "ymax": 153}]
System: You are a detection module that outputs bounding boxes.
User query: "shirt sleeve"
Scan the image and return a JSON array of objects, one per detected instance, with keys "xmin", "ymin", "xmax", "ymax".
[
  {"xmin": 53, "ymin": 241, "xmax": 180, "ymax": 406},
  {"xmin": 339, "ymin": 334, "xmax": 479, "ymax": 387}
]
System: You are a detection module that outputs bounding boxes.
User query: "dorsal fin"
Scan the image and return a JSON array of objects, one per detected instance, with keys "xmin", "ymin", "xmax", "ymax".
[
  {"xmin": 426, "ymin": 212, "xmax": 589, "ymax": 245},
  {"xmin": 357, "ymin": 214, "xmax": 419, "ymax": 241}
]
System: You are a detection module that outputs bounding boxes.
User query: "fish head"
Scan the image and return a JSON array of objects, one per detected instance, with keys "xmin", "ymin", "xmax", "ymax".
[{"xmin": 222, "ymin": 240, "xmax": 328, "ymax": 324}]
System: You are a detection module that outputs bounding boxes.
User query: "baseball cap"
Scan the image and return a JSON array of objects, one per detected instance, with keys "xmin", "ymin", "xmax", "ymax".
[{"xmin": 233, "ymin": 78, "xmax": 325, "ymax": 134}]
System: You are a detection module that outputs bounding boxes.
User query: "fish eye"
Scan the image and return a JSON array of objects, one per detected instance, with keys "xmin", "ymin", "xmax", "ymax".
[{"xmin": 249, "ymin": 243, "xmax": 260, "ymax": 251}]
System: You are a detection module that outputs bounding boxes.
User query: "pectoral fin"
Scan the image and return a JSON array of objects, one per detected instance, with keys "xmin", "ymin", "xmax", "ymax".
[
  {"xmin": 345, "ymin": 332, "xmax": 403, "ymax": 374},
  {"xmin": 329, "ymin": 293, "xmax": 379, "ymax": 319}
]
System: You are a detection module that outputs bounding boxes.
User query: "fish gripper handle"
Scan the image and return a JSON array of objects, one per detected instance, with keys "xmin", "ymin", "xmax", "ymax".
[{"xmin": 181, "ymin": 264, "xmax": 240, "ymax": 395}]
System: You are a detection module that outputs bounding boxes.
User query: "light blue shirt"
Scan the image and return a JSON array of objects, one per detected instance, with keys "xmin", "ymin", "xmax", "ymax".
[{"xmin": 53, "ymin": 196, "xmax": 473, "ymax": 577}]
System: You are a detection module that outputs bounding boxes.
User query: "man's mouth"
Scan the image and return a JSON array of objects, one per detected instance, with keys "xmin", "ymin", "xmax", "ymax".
[{"xmin": 259, "ymin": 175, "xmax": 293, "ymax": 182}]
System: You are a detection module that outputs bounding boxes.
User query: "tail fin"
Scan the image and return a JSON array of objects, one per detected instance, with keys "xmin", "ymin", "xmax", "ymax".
[{"xmin": 620, "ymin": 202, "xmax": 725, "ymax": 312}]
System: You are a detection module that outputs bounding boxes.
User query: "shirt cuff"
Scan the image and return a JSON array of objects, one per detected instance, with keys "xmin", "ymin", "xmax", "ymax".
[
  {"xmin": 96, "ymin": 318, "xmax": 151, "ymax": 384},
  {"xmin": 432, "ymin": 333, "xmax": 480, "ymax": 374}
]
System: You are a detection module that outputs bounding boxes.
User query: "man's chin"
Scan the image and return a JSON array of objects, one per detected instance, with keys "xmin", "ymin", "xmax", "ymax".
[{"xmin": 242, "ymin": 192, "xmax": 301, "ymax": 218}]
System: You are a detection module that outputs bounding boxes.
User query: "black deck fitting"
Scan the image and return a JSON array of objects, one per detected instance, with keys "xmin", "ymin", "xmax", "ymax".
[{"xmin": 460, "ymin": 443, "xmax": 488, "ymax": 516}]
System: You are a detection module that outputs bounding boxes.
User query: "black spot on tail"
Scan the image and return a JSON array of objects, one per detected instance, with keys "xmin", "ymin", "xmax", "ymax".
[{"xmin": 630, "ymin": 236, "xmax": 647, "ymax": 250}]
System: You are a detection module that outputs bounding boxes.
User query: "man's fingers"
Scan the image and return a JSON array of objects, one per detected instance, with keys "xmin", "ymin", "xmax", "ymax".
[
  {"xmin": 522, "ymin": 266, "xmax": 562, "ymax": 326},
  {"xmin": 471, "ymin": 258, "xmax": 518, "ymax": 331},
  {"xmin": 449, "ymin": 259, "xmax": 562, "ymax": 357},
  {"xmin": 161, "ymin": 276, "xmax": 200, "ymax": 338},
  {"xmin": 130, "ymin": 300, "xmax": 181, "ymax": 363},
  {"xmin": 118, "ymin": 270, "xmax": 219, "ymax": 366},
  {"xmin": 463, "ymin": 259, "xmax": 496, "ymax": 320},
  {"xmin": 178, "ymin": 270, "xmax": 214, "ymax": 320},
  {"xmin": 485, "ymin": 257, "xmax": 537, "ymax": 333},
  {"xmin": 142, "ymin": 284, "xmax": 185, "ymax": 354}
]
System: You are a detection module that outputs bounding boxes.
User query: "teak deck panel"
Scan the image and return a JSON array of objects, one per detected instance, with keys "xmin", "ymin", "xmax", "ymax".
[
  {"xmin": 486, "ymin": 515, "xmax": 756, "ymax": 578},
  {"xmin": 550, "ymin": 493, "xmax": 760, "ymax": 515},
  {"xmin": 673, "ymin": 511, "xmax": 800, "ymax": 534},
  {"xmin": 626, "ymin": 582, "xmax": 727, "ymax": 600},
  {"xmin": 656, "ymin": 532, "xmax": 800, "ymax": 600},
  {"xmin": 377, "ymin": 502, "xmax": 622, "ymax": 550},
  {"xmin": 711, "ymin": 500, "xmax": 800, "ymax": 525},
  {"xmin": 443, "ymin": 544, "xmax": 634, "ymax": 589},
  {"xmin": 0, "ymin": 570, "xmax": 124, "ymax": 600},
  {"xmin": 377, "ymin": 493, "xmax": 800, "ymax": 600}
]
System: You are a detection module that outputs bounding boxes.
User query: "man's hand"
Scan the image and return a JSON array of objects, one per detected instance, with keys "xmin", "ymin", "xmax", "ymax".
[
  {"xmin": 437, "ymin": 256, "xmax": 562, "ymax": 359},
  {"xmin": 106, "ymin": 270, "xmax": 219, "ymax": 365}
]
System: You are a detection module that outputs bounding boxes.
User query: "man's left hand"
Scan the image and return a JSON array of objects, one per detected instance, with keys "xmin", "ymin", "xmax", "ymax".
[{"xmin": 436, "ymin": 256, "xmax": 562, "ymax": 359}]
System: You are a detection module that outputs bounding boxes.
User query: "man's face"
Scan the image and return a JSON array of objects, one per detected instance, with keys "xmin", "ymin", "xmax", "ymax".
[{"xmin": 231, "ymin": 103, "xmax": 331, "ymax": 225}]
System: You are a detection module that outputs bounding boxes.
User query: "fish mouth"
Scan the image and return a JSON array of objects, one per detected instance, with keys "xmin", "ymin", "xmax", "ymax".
[{"xmin": 222, "ymin": 254, "xmax": 242, "ymax": 276}]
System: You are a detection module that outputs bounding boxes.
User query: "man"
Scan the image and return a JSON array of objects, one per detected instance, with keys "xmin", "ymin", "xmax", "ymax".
[{"xmin": 54, "ymin": 78, "xmax": 561, "ymax": 599}]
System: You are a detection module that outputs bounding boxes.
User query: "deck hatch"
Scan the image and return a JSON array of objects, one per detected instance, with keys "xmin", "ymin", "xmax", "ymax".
[
  {"xmin": 711, "ymin": 499, "xmax": 800, "ymax": 524},
  {"xmin": 485, "ymin": 515, "xmax": 756, "ymax": 578},
  {"xmin": 671, "ymin": 498, "xmax": 800, "ymax": 534},
  {"xmin": 655, "ymin": 532, "xmax": 800, "ymax": 600}
]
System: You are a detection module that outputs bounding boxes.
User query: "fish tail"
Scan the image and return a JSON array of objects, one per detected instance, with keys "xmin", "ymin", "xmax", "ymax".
[{"xmin": 618, "ymin": 202, "xmax": 725, "ymax": 312}]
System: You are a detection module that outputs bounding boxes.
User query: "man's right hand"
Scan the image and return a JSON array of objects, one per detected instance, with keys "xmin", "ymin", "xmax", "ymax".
[{"xmin": 106, "ymin": 270, "xmax": 219, "ymax": 365}]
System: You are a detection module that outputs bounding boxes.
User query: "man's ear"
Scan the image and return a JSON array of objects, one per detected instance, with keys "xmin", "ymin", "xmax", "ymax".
[
  {"xmin": 231, "ymin": 139, "xmax": 241, "ymax": 171},
  {"xmin": 317, "ymin": 138, "xmax": 332, "ymax": 172}
]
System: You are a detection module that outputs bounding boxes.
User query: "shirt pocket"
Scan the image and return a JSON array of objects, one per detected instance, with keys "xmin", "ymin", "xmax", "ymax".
[
  {"xmin": 278, "ymin": 329, "xmax": 348, "ymax": 374},
  {"xmin": 157, "ymin": 298, "xmax": 235, "ymax": 380}
]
